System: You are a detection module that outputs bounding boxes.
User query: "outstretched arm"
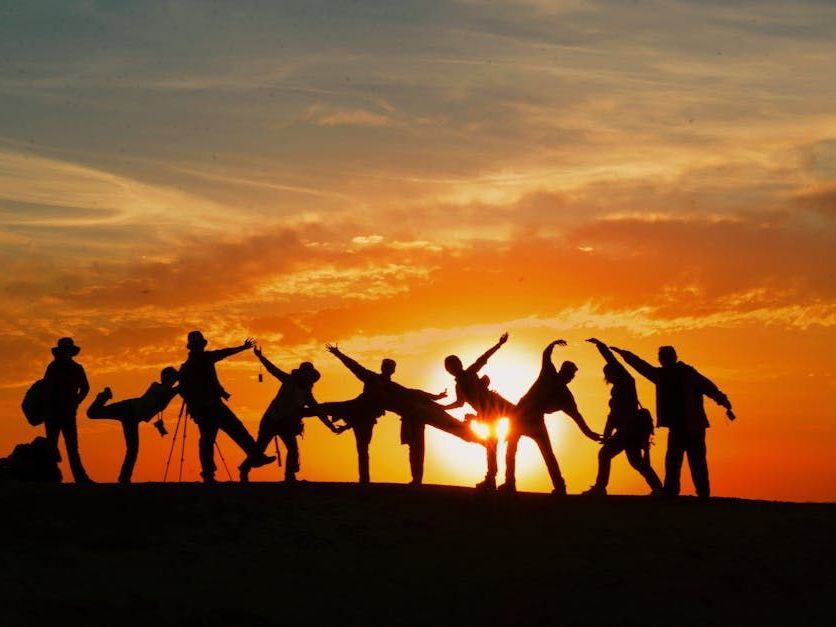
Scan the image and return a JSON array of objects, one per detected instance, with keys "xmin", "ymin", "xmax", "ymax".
[
  {"xmin": 586, "ymin": 338, "xmax": 618, "ymax": 366},
  {"xmin": 253, "ymin": 346, "xmax": 290, "ymax": 382},
  {"xmin": 326, "ymin": 344, "xmax": 375, "ymax": 383},
  {"xmin": 209, "ymin": 337, "xmax": 256, "ymax": 362},
  {"xmin": 440, "ymin": 383, "xmax": 465, "ymax": 410},
  {"xmin": 609, "ymin": 347, "xmax": 659, "ymax": 383},
  {"xmin": 542, "ymin": 339, "xmax": 567, "ymax": 369},
  {"xmin": 564, "ymin": 403, "xmax": 602, "ymax": 442},
  {"xmin": 692, "ymin": 369, "xmax": 735, "ymax": 419},
  {"xmin": 469, "ymin": 332, "xmax": 509, "ymax": 373}
]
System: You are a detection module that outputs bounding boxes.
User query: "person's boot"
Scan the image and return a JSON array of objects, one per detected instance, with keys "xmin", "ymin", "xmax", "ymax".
[
  {"xmin": 552, "ymin": 480, "xmax": 567, "ymax": 496},
  {"xmin": 247, "ymin": 452, "xmax": 276, "ymax": 469},
  {"xmin": 238, "ymin": 464, "xmax": 250, "ymax": 483},
  {"xmin": 201, "ymin": 472, "xmax": 216, "ymax": 484},
  {"xmin": 475, "ymin": 476, "xmax": 497, "ymax": 491},
  {"xmin": 497, "ymin": 480, "xmax": 517, "ymax": 494},
  {"xmin": 581, "ymin": 484, "xmax": 606, "ymax": 497}
]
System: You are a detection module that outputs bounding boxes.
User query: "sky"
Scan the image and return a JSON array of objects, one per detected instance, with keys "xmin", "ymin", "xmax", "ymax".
[{"xmin": 0, "ymin": 0, "xmax": 834, "ymax": 501}]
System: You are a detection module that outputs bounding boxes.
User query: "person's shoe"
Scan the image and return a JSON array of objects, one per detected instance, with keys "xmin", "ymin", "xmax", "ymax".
[
  {"xmin": 239, "ymin": 466, "xmax": 250, "ymax": 483},
  {"xmin": 649, "ymin": 488, "xmax": 665, "ymax": 498},
  {"xmin": 581, "ymin": 485, "xmax": 606, "ymax": 497},
  {"xmin": 475, "ymin": 477, "xmax": 497, "ymax": 491},
  {"xmin": 201, "ymin": 474, "xmax": 217, "ymax": 484},
  {"xmin": 408, "ymin": 479, "xmax": 423, "ymax": 487},
  {"xmin": 552, "ymin": 481, "xmax": 567, "ymax": 496},
  {"xmin": 497, "ymin": 481, "xmax": 517, "ymax": 494},
  {"xmin": 247, "ymin": 453, "xmax": 276, "ymax": 469}
]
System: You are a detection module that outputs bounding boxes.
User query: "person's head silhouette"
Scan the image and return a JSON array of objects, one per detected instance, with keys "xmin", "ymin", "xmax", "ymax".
[
  {"xmin": 292, "ymin": 362, "xmax": 321, "ymax": 387},
  {"xmin": 51, "ymin": 337, "xmax": 80, "ymax": 361},
  {"xmin": 186, "ymin": 330, "xmax": 208, "ymax": 352},
  {"xmin": 380, "ymin": 358, "xmax": 396, "ymax": 377},
  {"xmin": 558, "ymin": 361, "xmax": 578, "ymax": 383},
  {"xmin": 160, "ymin": 366, "xmax": 179, "ymax": 386},
  {"xmin": 444, "ymin": 355, "xmax": 464, "ymax": 376},
  {"xmin": 658, "ymin": 345, "xmax": 678, "ymax": 367}
]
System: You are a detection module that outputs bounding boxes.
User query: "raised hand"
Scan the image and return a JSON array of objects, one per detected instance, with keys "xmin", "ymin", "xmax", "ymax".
[
  {"xmin": 243, "ymin": 337, "xmax": 256, "ymax": 350},
  {"xmin": 326, "ymin": 343, "xmax": 340, "ymax": 355},
  {"xmin": 551, "ymin": 339, "xmax": 567, "ymax": 347},
  {"xmin": 586, "ymin": 338, "xmax": 603, "ymax": 345},
  {"xmin": 253, "ymin": 344, "xmax": 263, "ymax": 358},
  {"xmin": 498, "ymin": 332, "xmax": 509, "ymax": 345}
]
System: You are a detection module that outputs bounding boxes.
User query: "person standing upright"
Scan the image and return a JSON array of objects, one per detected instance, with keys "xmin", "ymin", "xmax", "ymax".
[
  {"xmin": 177, "ymin": 331, "xmax": 273, "ymax": 483},
  {"xmin": 41, "ymin": 337, "xmax": 93, "ymax": 483},
  {"xmin": 609, "ymin": 344, "xmax": 734, "ymax": 498}
]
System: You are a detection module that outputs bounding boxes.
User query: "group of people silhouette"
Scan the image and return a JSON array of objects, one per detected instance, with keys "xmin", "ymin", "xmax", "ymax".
[{"xmin": 15, "ymin": 330, "xmax": 736, "ymax": 497}]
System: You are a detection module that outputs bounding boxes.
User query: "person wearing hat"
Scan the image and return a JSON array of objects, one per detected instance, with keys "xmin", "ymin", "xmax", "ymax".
[
  {"xmin": 502, "ymin": 340, "xmax": 601, "ymax": 495},
  {"xmin": 177, "ymin": 331, "xmax": 274, "ymax": 483},
  {"xmin": 241, "ymin": 345, "xmax": 340, "ymax": 482},
  {"xmin": 41, "ymin": 337, "xmax": 93, "ymax": 483}
]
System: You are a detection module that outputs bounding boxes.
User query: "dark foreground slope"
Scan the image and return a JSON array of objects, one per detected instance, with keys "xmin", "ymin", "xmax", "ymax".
[{"xmin": 0, "ymin": 482, "xmax": 833, "ymax": 627}]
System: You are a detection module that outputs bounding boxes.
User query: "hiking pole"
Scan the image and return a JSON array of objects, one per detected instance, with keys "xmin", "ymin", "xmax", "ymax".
[
  {"xmin": 178, "ymin": 406, "xmax": 189, "ymax": 482},
  {"xmin": 163, "ymin": 401, "xmax": 187, "ymax": 482},
  {"xmin": 214, "ymin": 441, "xmax": 233, "ymax": 481}
]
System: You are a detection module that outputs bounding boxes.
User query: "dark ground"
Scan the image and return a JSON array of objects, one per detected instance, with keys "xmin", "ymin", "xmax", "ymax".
[{"xmin": 0, "ymin": 482, "xmax": 833, "ymax": 627}]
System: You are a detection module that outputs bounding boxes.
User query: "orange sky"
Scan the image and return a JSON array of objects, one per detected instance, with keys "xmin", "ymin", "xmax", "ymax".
[{"xmin": 0, "ymin": 1, "xmax": 834, "ymax": 501}]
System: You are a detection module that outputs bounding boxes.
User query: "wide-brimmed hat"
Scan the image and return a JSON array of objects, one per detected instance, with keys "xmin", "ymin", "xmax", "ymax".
[
  {"xmin": 51, "ymin": 337, "xmax": 80, "ymax": 357},
  {"xmin": 186, "ymin": 330, "xmax": 208, "ymax": 350},
  {"xmin": 292, "ymin": 361, "xmax": 321, "ymax": 383}
]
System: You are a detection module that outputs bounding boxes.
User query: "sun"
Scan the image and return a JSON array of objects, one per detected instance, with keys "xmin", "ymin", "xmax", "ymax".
[{"xmin": 419, "ymin": 341, "xmax": 558, "ymax": 487}]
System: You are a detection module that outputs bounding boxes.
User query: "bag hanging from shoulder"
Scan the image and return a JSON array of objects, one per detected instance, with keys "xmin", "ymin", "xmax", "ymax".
[{"xmin": 21, "ymin": 380, "xmax": 45, "ymax": 426}]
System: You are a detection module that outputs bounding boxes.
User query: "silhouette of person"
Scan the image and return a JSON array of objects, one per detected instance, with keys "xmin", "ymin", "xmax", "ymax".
[
  {"xmin": 581, "ymin": 339, "xmax": 662, "ymax": 496},
  {"xmin": 503, "ymin": 340, "xmax": 601, "ymax": 495},
  {"xmin": 86, "ymin": 367, "xmax": 180, "ymax": 484},
  {"xmin": 177, "ymin": 331, "xmax": 274, "ymax": 483},
  {"xmin": 442, "ymin": 333, "xmax": 516, "ymax": 490},
  {"xmin": 41, "ymin": 337, "xmax": 93, "ymax": 484},
  {"xmin": 301, "ymin": 357, "xmax": 395, "ymax": 484},
  {"xmin": 315, "ymin": 344, "xmax": 474, "ymax": 449},
  {"xmin": 609, "ymin": 344, "xmax": 734, "ymax": 498},
  {"xmin": 240, "ymin": 346, "xmax": 340, "ymax": 483}
]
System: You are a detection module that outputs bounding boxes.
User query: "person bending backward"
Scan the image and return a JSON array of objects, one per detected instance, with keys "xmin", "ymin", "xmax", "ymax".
[
  {"xmin": 41, "ymin": 337, "xmax": 93, "ymax": 483},
  {"xmin": 177, "ymin": 331, "xmax": 274, "ymax": 483},
  {"xmin": 503, "ymin": 340, "xmax": 601, "ymax": 495},
  {"xmin": 582, "ymin": 339, "xmax": 663, "ymax": 496},
  {"xmin": 609, "ymin": 344, "xmax": 734, "ymax": 499},
  {"xmin": 87, "ymin": 367, "xmax": 180, "ymax": 483},
  {"xmin": 241, "ymin": 346, "xmax": 340, "ymax": 483},
  {"xmin": 300, "ymin": 355, "xmax": 419, "ymax": 484},
  {"xmin": 316, "ymin": 345, "xmax": 476, "ymax": 460},
  {"xmin": 442, "ymin": 332, "xmax": 516, "ymax": 490}
]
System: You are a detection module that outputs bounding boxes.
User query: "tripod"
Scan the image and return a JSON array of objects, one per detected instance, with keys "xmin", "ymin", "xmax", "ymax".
[{"xmin": 163, "ymin": 401, "xmax": 233, "ymax": 482}]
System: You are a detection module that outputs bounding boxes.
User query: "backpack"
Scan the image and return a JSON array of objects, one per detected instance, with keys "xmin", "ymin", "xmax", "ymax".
[
  {"xmin": 635, "ymin": 404, "xmax": 655, "ymax": 459},
  {"xmin": 21, "ymin": 379, "xmax": 45, "ymax": 426}
]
